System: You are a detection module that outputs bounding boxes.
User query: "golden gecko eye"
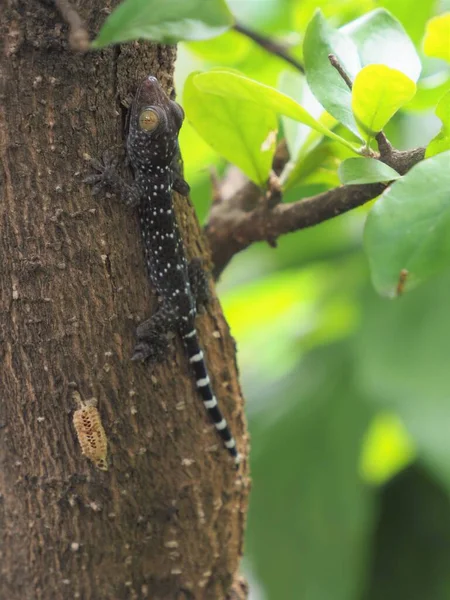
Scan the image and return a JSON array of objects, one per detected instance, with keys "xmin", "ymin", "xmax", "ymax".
[{"xmin": 139, "ymin": 108, "xmax": 159, "ymax": 131}]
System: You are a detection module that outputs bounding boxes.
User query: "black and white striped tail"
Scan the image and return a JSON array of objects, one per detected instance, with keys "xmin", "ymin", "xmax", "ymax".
[{"xmin": 182, "ymin": 327, "xmax": 241, "ymax": 467}]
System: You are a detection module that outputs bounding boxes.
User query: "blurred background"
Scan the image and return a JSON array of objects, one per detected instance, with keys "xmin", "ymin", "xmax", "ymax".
[{"xmin": 175, "ymin": 1, "xmax": 450, "ymax": 598}]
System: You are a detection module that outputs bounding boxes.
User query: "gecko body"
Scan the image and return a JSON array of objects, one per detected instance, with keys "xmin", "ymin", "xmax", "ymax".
[{"xmin": 87, "ymin": 76, "xmax": 240, "ymax": 466}]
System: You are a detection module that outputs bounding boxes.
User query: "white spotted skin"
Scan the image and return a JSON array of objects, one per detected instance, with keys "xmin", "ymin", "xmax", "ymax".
[
  {"xmin": 137, "ymin": 173, "xmax": 194, "ymax": 319},
  {"xmin": 127, "ymin": 76, "xmax": 195, "ymax": 320}
]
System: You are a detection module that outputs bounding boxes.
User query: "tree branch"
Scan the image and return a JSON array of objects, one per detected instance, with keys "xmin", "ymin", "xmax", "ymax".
[
  {"xmin": 206, "ymin": 145, "xmax": 425, "ymax": 279},
  {"xmin": 233, "ymin": 22, "xmax": 304, "ymax": 73}
]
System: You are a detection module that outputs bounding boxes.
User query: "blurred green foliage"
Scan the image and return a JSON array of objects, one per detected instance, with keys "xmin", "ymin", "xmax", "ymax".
[{"xmin": 176, "ymin": 1, "xmax": 450, "ymax": 598}]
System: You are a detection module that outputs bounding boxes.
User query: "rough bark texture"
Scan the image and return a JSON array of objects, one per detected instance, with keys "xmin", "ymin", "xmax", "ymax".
[{"xmin": 0, "ymin": 2, "xmax": 249, "ymax": 599}]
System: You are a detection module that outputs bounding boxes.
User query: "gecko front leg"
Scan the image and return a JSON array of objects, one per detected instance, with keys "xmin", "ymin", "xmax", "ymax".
[
  {"xmin": 84, "ymin": 151, "xmax": 141, "ymax": 208},
  {"xmin": 170, "ymin": 148, "xmax": 190, "ymax": 196}
]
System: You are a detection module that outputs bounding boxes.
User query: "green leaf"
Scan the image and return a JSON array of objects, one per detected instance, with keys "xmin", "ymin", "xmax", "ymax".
[
  {"xmin": 338, "ymin": 157, "xmax": 401, "ymax": 185},
  {"xmin": 278, "ymin": 70, "xmax": 342, "ymax": 190},
  {"xmin": 282, "ymin": 136, "xmax": 342, "ymax": 192},
  {"xmin": 364, "ymin": 151, "xmax": 450, "ymax": 297},
  {"xmin": 352, "ymin": 65, "xmax": 416, "ymax": 140},
  {"xmin": 303, "ymin": 10, "xmax": 362, "ymax": 138},
  {"xmin": 426, "ymin": 92, "xmax": 450, "ymax": 158},
  {"xmin": 183, "ymin": 72, "xmax": 278, "ymax": 186},
  {"xmin": 193, "ymin": 70, "xmax": 359, "ymax": 152},
  {"xmin": 278, "ymin": 71, "xmax": 323, "ymax": 162},
  {"xmin": 423, "ymin": 13, "xmax": 450, "ymax": 63},
  {"xmin": 342, "ymin": 8, "xmax": 422, "ymax": 82},
  {"xmin": 91, "ymin": 0, "xmax": 234, "ymax": 47}
]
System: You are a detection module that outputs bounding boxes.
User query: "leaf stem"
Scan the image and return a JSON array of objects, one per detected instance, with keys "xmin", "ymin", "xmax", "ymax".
[{"xmin": 328, "ymin": 54, "xmax": 353, "ymax": 90}]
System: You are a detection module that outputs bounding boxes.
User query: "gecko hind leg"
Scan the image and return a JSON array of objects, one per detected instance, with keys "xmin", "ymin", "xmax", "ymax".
[
  {"xmin": 188, "ymin": 258, "xmax": 211, "ymax": 312},
  {"xmin": 131, "ymin": 305, "xmax": 178, "ymax": 362}
]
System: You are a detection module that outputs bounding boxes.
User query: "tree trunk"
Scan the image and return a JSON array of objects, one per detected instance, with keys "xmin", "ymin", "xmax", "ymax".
[{"xmin": 0, "ymin": 2, "xmax": 249, "ymax": 599}]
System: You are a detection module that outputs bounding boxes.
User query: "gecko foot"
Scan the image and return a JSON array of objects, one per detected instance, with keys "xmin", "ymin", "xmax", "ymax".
[
  {"xmin": 83, "ymin": 150, "xmax": 119, "ymax": 192},
  {"xmin": 131, "ymin": 307, "xmax": 176, "ymax": 362},
  {"xmin": 131, "ymin": 339, "xmax": 167, "ymax": 362},
  {"xmin": 84, "ymin": 150, "xmax": 140, "ymax": 207}
]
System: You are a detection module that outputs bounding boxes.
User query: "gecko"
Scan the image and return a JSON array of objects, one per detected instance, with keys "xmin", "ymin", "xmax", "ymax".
[{"xmin": 86, "ymin": 75, "xmax": 241, "ymax": 467}]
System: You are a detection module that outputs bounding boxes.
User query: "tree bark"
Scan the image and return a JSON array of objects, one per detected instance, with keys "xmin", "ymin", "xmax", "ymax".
[{"xmin": 0, "ymin": 2, "xmax": 249, "ymax": 599}]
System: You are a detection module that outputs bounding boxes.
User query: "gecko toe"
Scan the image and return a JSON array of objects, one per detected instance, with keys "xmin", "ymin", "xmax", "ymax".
[{"xmin": 131, "ymin": 345, "xmax": 148, "ymax": 361}]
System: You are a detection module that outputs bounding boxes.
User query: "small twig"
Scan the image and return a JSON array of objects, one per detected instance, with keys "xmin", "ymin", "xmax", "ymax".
[
  {"xmin": 272, "ymin": 139, "xmax": 290, "ymax": 175},
  {"xmin": 375, "ymin": 131, "xmax": 394, "ymax": 157},
  {"xmin": 266, "ymin": 171, "xmax": 282, "ymax": 209},
  {"xmin": 234, "ymin": 22, "xmax": 304, "ymax": 74},
  {"xmin": 328, "ymin": 54, "xmax": 353, "ymax": 90},
  {"xmin": 54, "ymin": 0, "xmax": 90, "ymax": 51}
]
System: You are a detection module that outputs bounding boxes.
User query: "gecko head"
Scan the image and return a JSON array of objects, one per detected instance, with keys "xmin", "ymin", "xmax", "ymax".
[{"xmin": 127, "ymin": 75, "xmax": 185, "ymax": 169}]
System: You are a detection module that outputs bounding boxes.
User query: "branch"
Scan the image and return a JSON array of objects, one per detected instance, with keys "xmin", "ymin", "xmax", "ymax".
[
  {"xmin": 206, "ymin": 145, "xmax": 425, "ymax": 279},
  {"xmin": 234, "ymin": 22, "xmax": 304, "ymax": 74},
  {"xmin": 54, "ymin": 0, "xmax": 90, "ymax": 51}
]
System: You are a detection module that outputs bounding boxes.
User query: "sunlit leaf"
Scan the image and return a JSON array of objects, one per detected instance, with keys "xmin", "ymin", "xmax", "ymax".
[
  {"xmin": 364, "ymin": 151, "xmax": 450, "ymax": 297},
  {"xmin": 342, "ymin": 8, "xmax": 422, "ymax": 82},
  {"xmin": 282, "ymin": 140, "xmax": 342, "ymax": 191},
  {"xmin": 186, "ymin": 29, "xmax": 250, "ymax": 63},
  {"xmin": 193, "ymin": 70, "xmax": 359, "ymax": 152},
  {"xmin": 426, "ymin": 91, "xmax": 450, "ymax": 158},
  {"xmin": 183, "ymin": 72, "xmax": 277, "ymax": 186},
  {"xmin": 359, "ymin": 412, "xmax": 416, "ymax": 485},
  {"xmin": 423, "ymin": 13, "xmax": 450, "ymax": 63},
  {"xmin": 352, "ymin": 65, "xmax": 416, "ymax": 140},
  {"xmin": 91, "ymin": 0, "xmax": 234, "ymax": 47},
  {"xmin": 339, "ymin": 157, "xmax": 401, "ymax": 185},
  {"xmin": 303, "ymin": 10, "xmax": 362, "ymax": 138}
]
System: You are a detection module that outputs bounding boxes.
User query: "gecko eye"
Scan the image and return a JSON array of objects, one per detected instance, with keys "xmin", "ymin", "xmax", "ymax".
[{"xmin": 139, "ymin": 108, "xmax": 160, "ymax": 132}]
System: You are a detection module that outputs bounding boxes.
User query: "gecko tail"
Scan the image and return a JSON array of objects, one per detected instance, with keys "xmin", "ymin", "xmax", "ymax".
[{"xmin": 182, "ymin": 327, "xmax": 241, "ymax": 467}]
